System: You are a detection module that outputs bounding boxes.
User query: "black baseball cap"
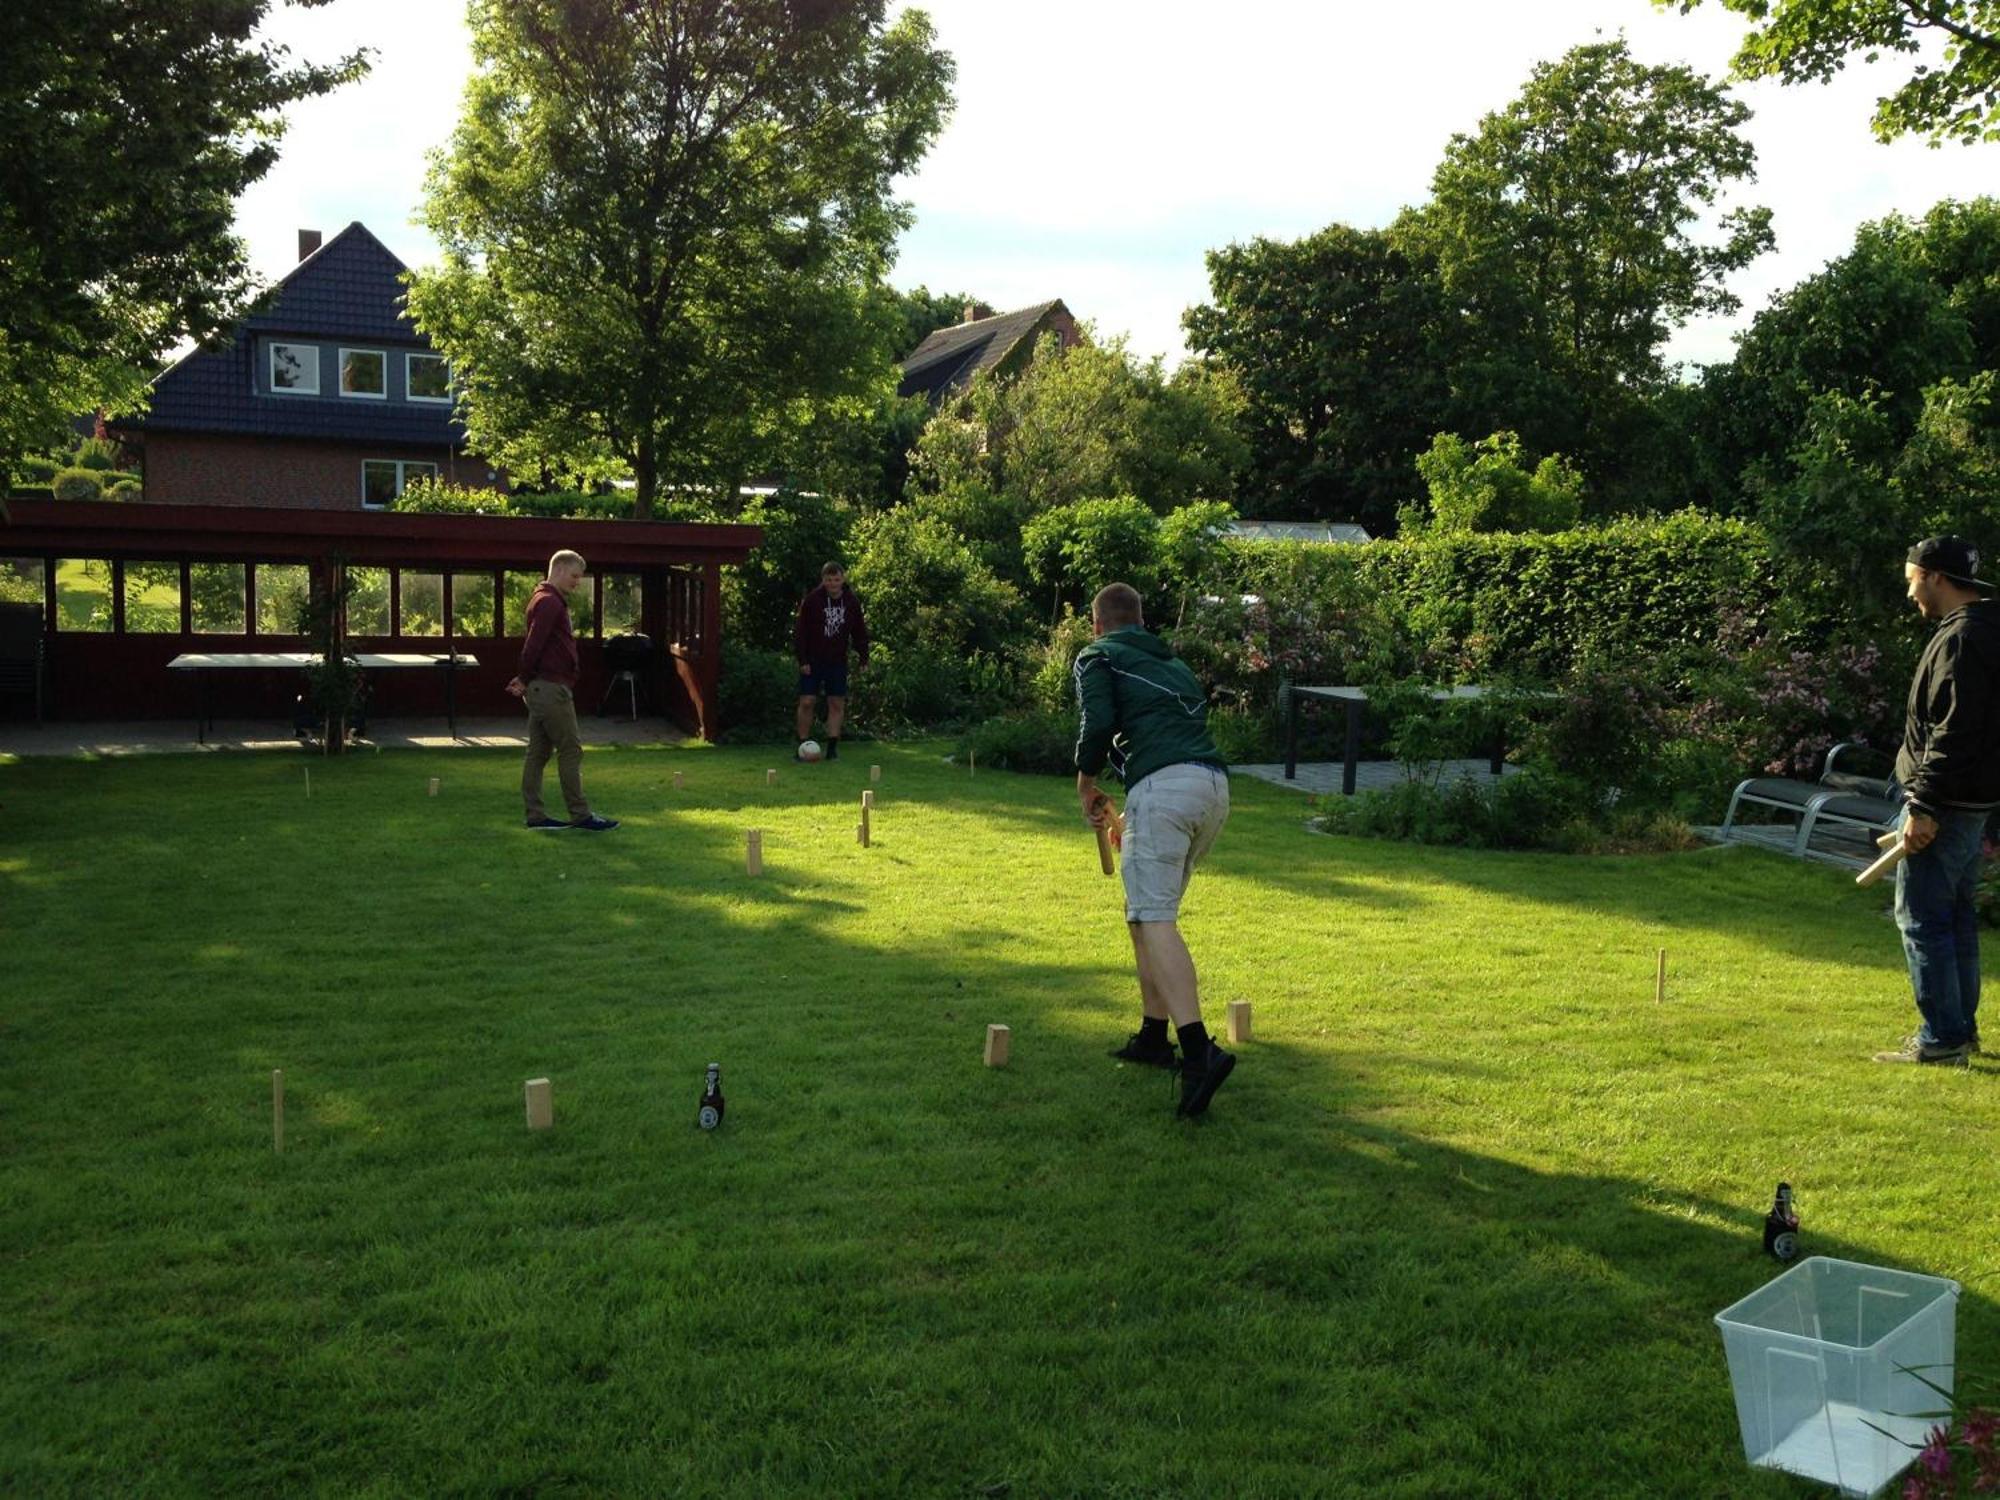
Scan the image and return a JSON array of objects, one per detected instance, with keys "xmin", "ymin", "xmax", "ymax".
[{"xmin": 1907, "ymin": 535, "xmax": 1993, "ymax": 591}]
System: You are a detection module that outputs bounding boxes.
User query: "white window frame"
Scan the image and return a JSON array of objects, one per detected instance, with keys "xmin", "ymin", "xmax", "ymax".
[
  {"xmin": 405, "ymin": 352, "xmax": 452, "ymax": 404},
  {"xmin": 361, "ymin": 459, "xmax": 441, "ymax": 509},
  {"xmin": 268, "ymin": 342, "xmax": 320, "ymax": 396},
  {"xmin": 339, "ymin": 347, "xmax": 388, "ymax": 400}
]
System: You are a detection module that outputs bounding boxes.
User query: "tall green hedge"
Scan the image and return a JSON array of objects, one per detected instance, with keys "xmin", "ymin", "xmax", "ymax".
[{"xmin": 1216, "ymin": 511, "xmax": 1857, "ymax": 680}]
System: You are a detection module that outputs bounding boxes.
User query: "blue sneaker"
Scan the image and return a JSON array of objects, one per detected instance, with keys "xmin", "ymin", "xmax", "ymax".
[
  {"xmin": 524, "ymin": 816, "xmax": 568, "ymax": 829},
  {"xmin": 571, "ymin": 814, "xmax": 619, "ymax": 831}
]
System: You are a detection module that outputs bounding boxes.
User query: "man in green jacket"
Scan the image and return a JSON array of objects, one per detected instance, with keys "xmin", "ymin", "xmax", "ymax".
[{"xmin": 1073, "ymin": 582, "xmax": 1235, "ymax": 1117}]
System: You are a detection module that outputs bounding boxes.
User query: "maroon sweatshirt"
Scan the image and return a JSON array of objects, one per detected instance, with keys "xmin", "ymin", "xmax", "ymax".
[
  {"xmin": 517, "ymin": 582, "xmax": 579, "ymax": 688},
  {"xmin": 793, "ymin": 585, "xmax": 869, "ymax": 668}
]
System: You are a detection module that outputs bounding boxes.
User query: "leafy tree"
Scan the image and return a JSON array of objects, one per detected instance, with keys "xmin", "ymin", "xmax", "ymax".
[
  {"xmin": 1403, "ymin": 40, "xmax": 1773, "ymax": 494},
  {"xmin": 908, "ymin": 330, "xmax": 1244, "ymax": 529},
  {"xmin": 1691, "ymin": 197, "xmax": 2000, "ymax": 509},
  {"xmin": 0, "ymin": 2, "xmax": 366, "ymax": 488},
  {"xmin": 1662, "ymin": 0, "xmax": 2000, "ymax": 143},
  {"xmin": 1021, "ymin": 496, "xmax": 1162, "ymax": 615},
  {"xmin": 407, "ymin": 0, "xmax": 954, "ymax": 517},
  {"xmin": 1182, "ymin": 224, "xmax": 1455, "ymax": 532},
  {"xmin": 1407, "ymin": 432, "xmax": 1585, "ymax": 534}
]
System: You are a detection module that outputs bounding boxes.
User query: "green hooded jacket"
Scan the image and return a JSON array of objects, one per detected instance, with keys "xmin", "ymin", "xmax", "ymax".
[{"xmin": 1071, "ymin": 625, "xmax": 1226, "ymax": 789}]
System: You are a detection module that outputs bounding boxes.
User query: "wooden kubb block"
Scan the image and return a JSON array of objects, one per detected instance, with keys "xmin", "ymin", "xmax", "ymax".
[
  {"xmin": 984, "ymin": 1024, "xmax": 1011, "ymax": 1068},
  {"xmin": 746, "ymin": 830, "xmax": 763, "ymax": 876},
  {"xmin": 525, "ymin": 1077, "xmax": 553, "ymax": 1130},
  {"xmin": 1226, "ymin": 1000, "xmax": 1252, "ymax": 1044}
]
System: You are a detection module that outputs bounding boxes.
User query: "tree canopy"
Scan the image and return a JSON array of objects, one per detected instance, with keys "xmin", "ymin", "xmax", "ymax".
[
  {"xmin": 406, "ymin": 0, "xmax": 954, "ymax": 517},
  {"xmin": 0, "ymin": 1, "xmax": 366, "ymax": 474},
  {"xmin": 1664, "ymin": 0, "xmax": 2000, "ymax": 143}
]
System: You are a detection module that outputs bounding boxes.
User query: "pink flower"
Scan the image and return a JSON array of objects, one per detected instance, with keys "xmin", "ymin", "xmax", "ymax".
[{"xmin": 1921, "ymin": 1426, "xmax": 1954, "ymax": 1479}]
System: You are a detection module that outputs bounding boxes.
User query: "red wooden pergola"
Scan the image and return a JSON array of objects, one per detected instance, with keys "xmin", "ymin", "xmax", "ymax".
[{"xmin": 0, "ymin": 500, "xmax": 763, "ymax": 738}]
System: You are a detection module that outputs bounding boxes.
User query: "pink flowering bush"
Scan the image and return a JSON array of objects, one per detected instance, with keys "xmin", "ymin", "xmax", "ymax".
[{"xmin": 1894, "ymin": 1401, "xmax": 2000, "ymax": 1498}]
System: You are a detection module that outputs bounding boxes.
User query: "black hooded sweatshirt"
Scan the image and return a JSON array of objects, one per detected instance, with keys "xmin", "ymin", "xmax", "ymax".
[{"xmin": 1896, "ymin": 598, "xmax": 2000, "ymax": 817}]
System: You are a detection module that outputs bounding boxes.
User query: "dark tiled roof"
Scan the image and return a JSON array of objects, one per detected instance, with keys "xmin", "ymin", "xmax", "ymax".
[
  {"xmin": 898, "ymin": 300, "xmax": 1065, "ymax": 401},
  {"xmin": 122, "ymin": 223, "xmax": 465, "ymax": 446}
]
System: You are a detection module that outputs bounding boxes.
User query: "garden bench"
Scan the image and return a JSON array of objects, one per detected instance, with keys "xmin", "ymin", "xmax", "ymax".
[
  {"xmin": 1720, "ymin": 742, "xmax": 1900, "ymax": 859},
  {"xmin": 0, "ymin": 601, "xmax": 47, "ymax": 723}
]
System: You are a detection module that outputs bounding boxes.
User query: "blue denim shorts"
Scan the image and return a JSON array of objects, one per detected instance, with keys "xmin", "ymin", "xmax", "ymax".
[
  {"xmin": 1121, "ymin": 762, "xmax": 1229, "ymax": 922},
  {"xmin": 798, "ymin": 661, "xmax": 849, "ymax": 698}
]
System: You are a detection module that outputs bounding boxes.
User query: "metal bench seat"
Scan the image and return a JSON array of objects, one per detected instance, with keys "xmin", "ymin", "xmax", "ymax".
[{"xmin": 1721, "ymin": 744, "xmax": 1899, "ymax": 860}]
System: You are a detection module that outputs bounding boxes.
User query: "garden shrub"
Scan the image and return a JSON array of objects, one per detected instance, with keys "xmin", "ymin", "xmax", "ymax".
[
  {"xmin": 12, "ymin": 455, "xmax": 59, "ymax": 487},
  {"xmin": 958, "ymin": 707, "xmax": 1079, "ymax": 774},
  {"xmin": 51, "ymin": 467, "xmax": 103, "ymax": 502},
  {"xmin": 71, "ymin": 437, "xmax": 121, "ymax": 472},
  {"xmin": 1020, "ymin": 496, "xmax": 1161, "ymax": 616},
  {"xmin": 104, "ymin": 479, "xmax": 141, "ymax": 501},
  {"xmin": 716, "ymin": 641, "xmax": 799, "ymax": 743}
]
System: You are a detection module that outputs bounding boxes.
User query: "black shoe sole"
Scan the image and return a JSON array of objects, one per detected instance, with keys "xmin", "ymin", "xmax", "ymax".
[{"xmin": 1178, "ymin": 1048, "xmax": 1236, "ymax": 1118}]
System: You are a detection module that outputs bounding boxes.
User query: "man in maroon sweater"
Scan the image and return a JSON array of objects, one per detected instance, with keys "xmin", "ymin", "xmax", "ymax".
[
  {"xmin": 793, "ymin": 560, "xmax": 869, "ymax": 760},
  {"xmin": 506, "ymin": 549, "xmax": 617, "ymax": 831}
]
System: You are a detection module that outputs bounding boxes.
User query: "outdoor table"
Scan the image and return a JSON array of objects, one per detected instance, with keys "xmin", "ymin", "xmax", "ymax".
[
  {"xmin": 1283, "ymin": 683, "xmax": 1507, "ymax": 795},
  {"xmin": 168, "ymin": 652, "xmax": 479, "ymax": 743}
]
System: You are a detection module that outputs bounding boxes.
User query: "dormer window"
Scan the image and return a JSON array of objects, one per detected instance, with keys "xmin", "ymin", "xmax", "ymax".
[
  {"xmin": 340, "ymin": 348, "xmax": 387, "ymax": 398},
  {"xmin": 407, "ymin": 352, "xmax": 451, "ymax": 403},
  {"xmin": 269, "ymin": 342, "xmax": 319, "ymax": 395}
]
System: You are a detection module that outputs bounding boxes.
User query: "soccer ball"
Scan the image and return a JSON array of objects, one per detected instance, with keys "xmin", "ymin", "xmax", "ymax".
[{"xmin": 798, "ymin": 739, "xmax": 823, "ymax": 763}]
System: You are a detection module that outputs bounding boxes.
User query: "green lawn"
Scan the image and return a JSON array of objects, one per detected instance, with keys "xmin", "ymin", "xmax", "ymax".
[{"xmin": 2, "ymin": 743, "xmax": 1995, "ymax": 1497}]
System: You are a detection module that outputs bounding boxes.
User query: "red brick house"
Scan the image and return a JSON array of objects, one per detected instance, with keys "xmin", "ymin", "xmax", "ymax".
[
  {"xmin": 113, "ymin": 223, "xmax": 503, "ymax": 510},
  {"xmin": 897, "ymin": 299, "xmax": 1081, "ymax": 403}
]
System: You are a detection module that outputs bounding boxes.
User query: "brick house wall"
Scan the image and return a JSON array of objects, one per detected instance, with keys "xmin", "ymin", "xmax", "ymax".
[{"xmin": 133, "ymin": 433, "xmax": 506, "ymax": 510}]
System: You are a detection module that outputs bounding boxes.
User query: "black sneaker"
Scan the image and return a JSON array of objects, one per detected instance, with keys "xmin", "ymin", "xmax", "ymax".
[
  {"xmin": 524, "ymin": 815, "xmax": 568, "ymax": 829},
  {"xmin": 1111, "ymin": 1031, "xmax": 1178, "ymax": 1068},
  {"xmin": 571, "ymin": 814, "xmax": 620, "ymax": 831},
  {"xmin": 825, "ymin": 740, "xmax": 838, "ymax": 760},
  {"xmin": 1177, "ymin": 1044, "xmax": 1237, "ymax": 1117}
]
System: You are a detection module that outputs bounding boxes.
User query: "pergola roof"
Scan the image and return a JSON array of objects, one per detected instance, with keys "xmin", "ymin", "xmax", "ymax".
[{"xmin": 1, "ymin": 500, "xmax": 763, "ymax": 569}]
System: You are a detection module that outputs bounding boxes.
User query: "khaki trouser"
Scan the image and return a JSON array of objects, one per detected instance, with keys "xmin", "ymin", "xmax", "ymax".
[{"xmin": 522, "ymin": 679, "xmax": 589, "ymax": 821}]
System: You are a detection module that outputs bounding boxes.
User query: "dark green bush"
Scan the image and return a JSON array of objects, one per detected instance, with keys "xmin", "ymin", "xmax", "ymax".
[
  {"xmin": 958, "ymin": 707, "xmax": 1079, "ymax": 774},
  {"xmin": 72, "ymin": 437, "xmax": 121, "ymax": 472},
  {"xmin": 51, "ymin": 467, "xmax": 103, "ymax": 502},
  {"xmin": 716, "ymin": 641, "xmax": 799, "ymax": 743},
  {"xmin": 13, "ymin": 456, "xmax": 59, "ymax": 486},
  {"xmin": 1315, "ymin": 766, "xmax": 1612, "ymax": 851}
]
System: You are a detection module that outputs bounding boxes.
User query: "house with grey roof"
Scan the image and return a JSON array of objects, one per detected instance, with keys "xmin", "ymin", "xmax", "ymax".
[
  {"xmin": 112, "ymin": 223, "xmax": 505, "ymax": 511},
  {"xmin": 897, "ymin": 300, "xmax": 1080, "ymax": 403}
]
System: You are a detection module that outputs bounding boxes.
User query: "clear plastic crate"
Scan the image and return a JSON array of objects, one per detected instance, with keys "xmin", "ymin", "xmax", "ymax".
[{"xmin": 1715, "ymin": 1256, "xmax": 1960, "ymax": 1498}]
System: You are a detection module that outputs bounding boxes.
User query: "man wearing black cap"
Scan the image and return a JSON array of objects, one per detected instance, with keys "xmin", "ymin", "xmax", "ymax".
[{"xmin": 1873, "ymin": 536, "xmax": 2000, "ymax": 1067}]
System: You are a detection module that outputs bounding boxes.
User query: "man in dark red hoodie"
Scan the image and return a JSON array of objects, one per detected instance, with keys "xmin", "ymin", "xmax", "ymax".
[
  {"xmin": 506, "ymin": 549, "xmax": 617, "ymax": 831},
  {"xmin": 793, "ymin": 560, "xmax": 869, "ymax": 760}
]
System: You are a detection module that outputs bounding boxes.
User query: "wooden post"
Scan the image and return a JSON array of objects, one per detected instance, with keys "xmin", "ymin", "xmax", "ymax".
[
  {"xmin": 870, "ymin": 764, "xmax": 881, "ymax": 784},
  {"xmin": 525, "ymin": 1077, "xmax": 553, "ymax": 1130},
  {"xmin": 746, "ymin": 830, "xmax": 763, "ymax": 876},
  {"xmin": 1655, "ymin": 949, "xmax": 1667, "ymax": 1004},
  {"xmin": 767, "ymin": 768, "xmax": 777, "ymax": 787},
  {"xmin": 304, "ymin": 767, "xmax": 311, "ymax": 798},
  {"xmin": 859, "ymin": 789, "xmax": 873, "ymax": 847},
  {"xmin": 1227, "ymin": 1000, "xmax": 1252, "ymax": 1044},
  {"xmin": 984, "ymin": 1024, "xmax": 1011, "ymax": 1067},
  {"xmin": 272, "ymin": 1068, "xmax": 285, "ymax": 1153},
  {"xmin": 672, "ymin": 770, "xmax": 683, "ymax": 791},
  {"xmin": 427, "ymin": 777, "xmax": 440, "ymax": 797},
  {"xmin": 969, "ymin": 749, "xmax": 976, "ymax": 776}
]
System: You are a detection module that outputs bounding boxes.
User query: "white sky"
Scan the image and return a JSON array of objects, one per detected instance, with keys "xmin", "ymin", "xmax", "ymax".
[{"xmin": 236, "ymin": 0, "xmax": 1997, "ymax": 372}]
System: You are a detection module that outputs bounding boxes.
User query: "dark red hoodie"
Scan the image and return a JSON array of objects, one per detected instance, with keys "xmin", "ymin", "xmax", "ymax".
[
  {"xmin": 517, "ymin": 582, "xmax": 579, "ymax": 688},
  {"xmin": 793, "ymin": 584, "xmax": 869, "ymax": 668}
]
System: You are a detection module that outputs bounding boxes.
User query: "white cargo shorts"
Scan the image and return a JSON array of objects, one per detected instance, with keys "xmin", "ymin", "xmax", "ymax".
[{"xmin": 1121, "ymin": 762, "xmax": 1230, "ymax": 923}]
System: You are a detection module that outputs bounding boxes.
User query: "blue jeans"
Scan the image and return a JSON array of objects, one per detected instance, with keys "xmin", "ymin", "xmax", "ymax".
[{"xmin": 1894, "ymin": 807, "xmax": 1988, "ymax": 1047}]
